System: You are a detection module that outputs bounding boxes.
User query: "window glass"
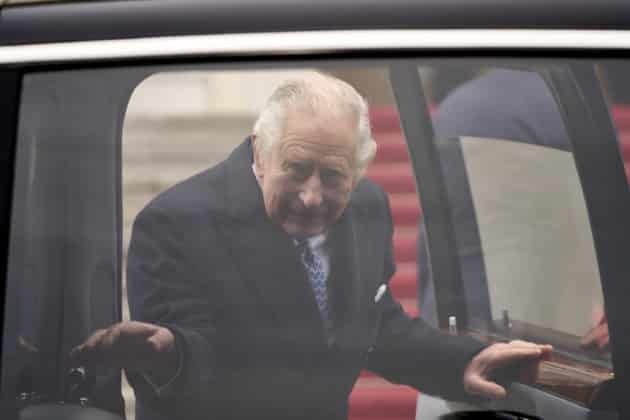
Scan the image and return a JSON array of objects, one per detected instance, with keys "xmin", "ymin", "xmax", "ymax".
[
  {"xmin": 3, "ymin": 60, "xmax": 626, "ymax": 420},
  {"xmin": 2, "ymin": 65, "xmax": 435, "ymax": 420},
  {"xmin": 122, "ymin": 67, "xmax": 420, "ymax": 420},
  {"xmin": 2, "ymin": 68, "xmax": 142, "ymax": 417},
  {"xmin": 417, "ymin": 63, "xmax": 617, "ymax": 405}
]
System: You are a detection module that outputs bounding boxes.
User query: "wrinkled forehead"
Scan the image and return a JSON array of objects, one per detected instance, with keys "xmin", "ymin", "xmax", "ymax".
[
  {"xmin": 279, "ymin": 107, "xmax": 360, "ymax": 150},
  {"xmin": 287, "ymin": 93, "xmax": 359, "ymax": 123}
]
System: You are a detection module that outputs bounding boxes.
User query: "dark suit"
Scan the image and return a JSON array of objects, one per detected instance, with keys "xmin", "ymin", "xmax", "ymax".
[{"xmin": 127, "ymin": 139, "xmax": 485, "ymax": 420}]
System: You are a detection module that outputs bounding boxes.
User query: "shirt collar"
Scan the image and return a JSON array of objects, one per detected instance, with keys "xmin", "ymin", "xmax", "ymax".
[
  {"xmin": 252, "ymin": 162, "xmax": 262, "ymax": 184},
  {"xmin": 298, "ymin": 233, "xmax": 327, "ymax": 250}
]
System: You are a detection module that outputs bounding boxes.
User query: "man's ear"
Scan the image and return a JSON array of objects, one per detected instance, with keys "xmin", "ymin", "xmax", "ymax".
[
  {"xmin": 251, "ymin": 135, "xmax": 264, "ymax": 176},
  {"xmin": 351, "ymin": 167, "xmax": 364, "ymax": 188}
]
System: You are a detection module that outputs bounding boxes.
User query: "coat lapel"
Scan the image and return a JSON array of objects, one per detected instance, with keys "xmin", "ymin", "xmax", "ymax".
[
  {"xmin": 327, "ymin": 203, "xmax": 373, "ymax": 352},
  {"xmin": 327, "ymin": 212, "xmax": 360, "ymax": 332},
  {"xmin": 219, "ymin": 139, "xmax": 327, "ymax": 346}
]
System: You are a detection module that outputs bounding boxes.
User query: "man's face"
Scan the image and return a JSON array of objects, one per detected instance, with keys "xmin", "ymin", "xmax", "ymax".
[{"xmin": 254, "ymin": 109, "xmax": 358, "ymax": 238}]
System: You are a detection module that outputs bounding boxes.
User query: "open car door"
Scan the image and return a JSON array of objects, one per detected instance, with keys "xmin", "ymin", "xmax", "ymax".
[{"xmin": 391, "ymin": 62, "xmax": 630, "ymax": 420}]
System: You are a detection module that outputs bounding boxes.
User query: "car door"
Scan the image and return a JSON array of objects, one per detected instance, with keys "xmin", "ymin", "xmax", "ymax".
[{"xmin": 394, "ymin": 61, "xmax": 630, "ymax": 420}]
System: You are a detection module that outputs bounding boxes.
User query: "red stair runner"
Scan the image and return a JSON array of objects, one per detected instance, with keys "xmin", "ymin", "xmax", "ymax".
[{"xmin": 349, "ymin": 107, "xmax": 420, "ymax": 420}]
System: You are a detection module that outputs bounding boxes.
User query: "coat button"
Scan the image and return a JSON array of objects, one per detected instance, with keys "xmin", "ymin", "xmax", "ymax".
[
  {"xmin": 361, "ymin": 346, "xmax": 374, "ymax": 361},
  {"xmin": 363, "ymin": 346, "xmax": 375, "ymax": 360}
]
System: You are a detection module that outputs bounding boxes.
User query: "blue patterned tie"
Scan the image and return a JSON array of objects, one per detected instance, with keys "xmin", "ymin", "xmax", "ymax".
[{"xmin": 297, "ymin": 240, "xmax": 331, "ymax": 332}]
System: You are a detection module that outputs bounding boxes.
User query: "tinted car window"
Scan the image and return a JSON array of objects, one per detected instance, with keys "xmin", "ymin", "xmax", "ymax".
[
  {"xmin": 416, "ymin": 62, "xmax": 625, "ymax": 408},
  {"xmin": 2, "ymin": 59, "xmax": 627, "ymax": 420},
  {"xmin": 4, "ymin": 65, "xmax": 430, "ymax": 420}
]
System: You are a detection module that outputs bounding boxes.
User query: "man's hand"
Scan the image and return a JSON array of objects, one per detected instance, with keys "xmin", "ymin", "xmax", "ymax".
[
  {"xmin": 581, "ymin": 313, "xmax": 609, "ymax": 352},
  {"xmin": 463, "ymin": 340, "xmax": 552, "ymax": 399},
  {"xmin": 70, "ymin": 321, "xmax": 178, "ymax": 380}
]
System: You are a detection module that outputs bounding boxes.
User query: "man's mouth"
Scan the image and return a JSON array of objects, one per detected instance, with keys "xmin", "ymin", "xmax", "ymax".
[
  {"xmin": 289, "ymin": 211, "xmax": 325, "ymax": 223},
  {"xmin": 286, "ymin": 202, "xmax": 327, "ymax": 220}
]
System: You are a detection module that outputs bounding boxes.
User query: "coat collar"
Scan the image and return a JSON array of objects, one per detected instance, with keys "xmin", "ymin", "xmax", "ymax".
[{"xmin": 223, "ymin": 137, "xmax": 266, "ymax": 221}]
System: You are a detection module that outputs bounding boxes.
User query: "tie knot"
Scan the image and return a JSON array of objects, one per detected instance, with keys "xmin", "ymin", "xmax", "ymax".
[
  {"xmin": 296, "ymin": 239, "xmax": 314, "ymax": 264},
  {"xmin": 295, "ymin": 238, "xmax": 309, "ymax": 249}
]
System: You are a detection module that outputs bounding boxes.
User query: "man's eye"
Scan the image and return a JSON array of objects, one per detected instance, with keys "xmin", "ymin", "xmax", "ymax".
[
  {"xmin": 321, "ymin": 169, "xmax": 344, "ymax": 184},
  {"xmin": 287, "ymin": 162, "xmax": 310, "ymax": 177}
]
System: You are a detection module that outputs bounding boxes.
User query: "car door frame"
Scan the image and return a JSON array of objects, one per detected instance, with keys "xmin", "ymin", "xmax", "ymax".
[{"xmin": 0, "ymin": 69, "xmax": 21, "ymax": 412}]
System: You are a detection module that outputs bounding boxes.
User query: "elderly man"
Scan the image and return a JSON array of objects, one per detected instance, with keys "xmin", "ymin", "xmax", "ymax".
[{"xmin": 72, "ymin": 73, "xmax": 551, "ymax": 420}]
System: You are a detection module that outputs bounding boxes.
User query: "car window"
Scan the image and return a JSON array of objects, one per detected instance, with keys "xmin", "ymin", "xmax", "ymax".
[
  {"xmin": 416, "ymin": 62, "xmax": 625, "ymax": 406},
  {"xmin": 2, "ymin": 68, "xmax": 142, "ymax": 417},
  {"xmin": 3, "ymin": 59, "xmax": 627, "ymax": 420},
  {"xmin": 3, "ymin": 64, "xmax": 432, "ymax": 420}
]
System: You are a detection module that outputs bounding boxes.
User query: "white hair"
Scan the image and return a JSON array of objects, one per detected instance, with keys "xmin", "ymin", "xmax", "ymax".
[{"xmin": 252, "ymin": 72, "xmax": 377, "ymax": 178}]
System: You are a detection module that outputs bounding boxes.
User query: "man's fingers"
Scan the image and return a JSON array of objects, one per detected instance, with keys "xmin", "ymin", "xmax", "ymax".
[
  {"xmin": 117, "ymin": 321, "xmax": 162, "ymax": 339},
  {"xmin": 581, "ymin": 330, "xmax": 596, "ymax": 347},
  {"xmin": 540, "ymin": 345, "xmax": 553, "ymax": 361},
  {"xmin": 69, "ymin": 321, "xmax": 176, "ymax": 371},
  {"xmin": 70, "ymin": 328, "xmax": 107, "ymax": 365},
  {"xmin": 465, "ymin": 374, "xmax": 507, "ymax": 399},
  {"xmin": 463, "ymin": 341, "xmax": 553, "ymax": 400},
  {"xmin": 591, "ymin": 326, "xmax": 609, "ymax": 350},
  {"xmin": 582, "ymin": 313, "xmax": 609, "ymax": 351},
  {"xmin": 581, "ymin": 327, "xmax": 598, "ymax": 346},
  {"xmin": 508, "ymin": 341, "xmax": 553, "ymax": 354},
  {"xmin": 582, "ymin": 324, "xmax": 609, "ymax": 350},
  {"xmin": 70, "ymin": 325, "xmax": 129, "ymax": 367},
  {"xmin": 508, "ymin": 340, "xmax": 539, "ymax": 348},
  {"xmin": 487, "ymin": 345, "xmax": 545, "ymax": 371}
]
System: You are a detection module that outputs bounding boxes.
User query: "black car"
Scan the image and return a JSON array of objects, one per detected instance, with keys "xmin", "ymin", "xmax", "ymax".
[{"xmin": 2, "ymin": 1, "xmax": 630, "ymax": 420}]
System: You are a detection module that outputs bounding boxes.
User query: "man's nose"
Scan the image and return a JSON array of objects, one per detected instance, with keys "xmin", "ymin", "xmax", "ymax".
[{"xmin": 299, "ymin": 174, "xmax": 323, "ymax": 208}]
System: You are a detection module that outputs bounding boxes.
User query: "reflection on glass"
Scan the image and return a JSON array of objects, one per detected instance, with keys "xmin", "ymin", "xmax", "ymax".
[
  {"xmin": 419, "ymin": 65, "xmax": 616, "ymax": 409},
  {"xmin": 461, "ymin": 137, "xmax": 603, "ymax": 337},
  {"xmin": 122, "ymin": 68, "xmax": 423, "ymax": 420}
]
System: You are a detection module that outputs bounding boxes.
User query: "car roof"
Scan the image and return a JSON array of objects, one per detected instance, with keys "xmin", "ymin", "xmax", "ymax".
[{"xmin": 2, "ymin": 0, "xmax": 630, "ymax": 46}]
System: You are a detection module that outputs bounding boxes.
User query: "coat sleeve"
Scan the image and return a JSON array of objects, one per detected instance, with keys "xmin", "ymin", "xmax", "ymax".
[
  {"xmin": 366, "ymin": 189, "xmax": 487, "ymax": 402},
  {"xmin": 125, "ymin": 201, "xmax": 220, "ymax": 404}
]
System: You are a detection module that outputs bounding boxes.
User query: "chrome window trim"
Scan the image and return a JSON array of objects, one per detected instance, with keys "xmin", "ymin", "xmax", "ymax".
[{"xmin": 1, "ymin": 29, "xmax": 630, "ymax": 65}]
